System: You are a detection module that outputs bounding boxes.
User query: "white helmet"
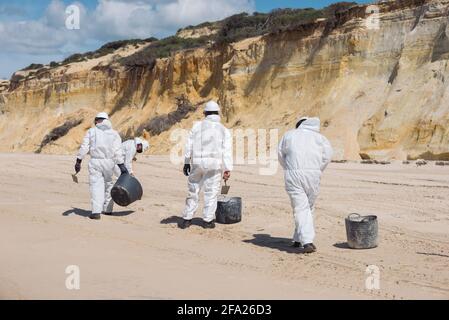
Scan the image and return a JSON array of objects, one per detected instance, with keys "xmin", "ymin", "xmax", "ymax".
[
  {"xmin": 204, "ymin": 100, "xmax": 220, "ymax": 112},
  {"xmin": 95, "ymin": 112, "xmax": 109, "ymax": 120}
]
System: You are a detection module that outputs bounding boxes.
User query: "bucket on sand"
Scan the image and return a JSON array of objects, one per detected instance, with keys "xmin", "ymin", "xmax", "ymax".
[
  {"xmin": 345, "ymin": 213, "xmax": 378, "ymax": 249},
  {"xmin": 216, "ymin": 196, "xmax": 242, "ymax": 224},
  {"xmin": 111, "ymin": 174, "xmax": 143, "ymax": 207}
]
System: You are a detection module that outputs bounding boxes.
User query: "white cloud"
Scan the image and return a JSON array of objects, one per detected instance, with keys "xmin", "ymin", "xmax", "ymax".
[
  {"xmin": 0, "ymin": 0, "xmax": 255, "ymax": 78},
  {"xmin": 88, "ymin": 0, "xmax": 255, "ymax": 40}
]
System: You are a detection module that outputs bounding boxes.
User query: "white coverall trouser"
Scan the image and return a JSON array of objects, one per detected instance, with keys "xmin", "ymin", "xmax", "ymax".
[
  {"xmin": 284, "ymin": 169, "xmax": 321, "ymax": 245},
  {"xmin": 182, "ymin": 165, "xmax": 222, "ymax": 223},
  {"xmin": 88, "ymin": 158, "xmax": 116, "ymax": 214}
]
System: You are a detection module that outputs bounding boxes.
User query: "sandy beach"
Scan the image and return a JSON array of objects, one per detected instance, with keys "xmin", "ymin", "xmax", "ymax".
[{"xmin": 0, "ymin": 153, "xmax": 448, "ymax": 299}]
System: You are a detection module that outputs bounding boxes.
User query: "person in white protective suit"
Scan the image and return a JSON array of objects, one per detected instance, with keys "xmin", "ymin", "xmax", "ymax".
[
  {"xmin": 180, "ymin": 101, "xmax": 233, "ymax": 229},
  {"xmin": 75, "ymin": 112, "xmax": 129, "ymax": 220},
  {"xmin": 278, "ymin": 117, "xmax": 333, "ymax": 253},
  {"xmin": 114, "ymin": 137, "xmax": 150, "ymax": 177}
]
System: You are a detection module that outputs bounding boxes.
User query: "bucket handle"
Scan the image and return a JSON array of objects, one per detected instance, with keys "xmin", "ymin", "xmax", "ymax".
[
  {"xmin": 348, "ymin": 213, "xmax": 361, "ymax": 220},
  {"xmin": 348, "ymin": 213, "xmax": 373, "ymax": 223},
  {"xmin": 361, "ymin": 216, "xmax": 374, "ymax": 223}
]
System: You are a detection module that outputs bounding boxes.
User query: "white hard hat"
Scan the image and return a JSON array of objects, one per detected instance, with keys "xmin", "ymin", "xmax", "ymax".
[
  {"xmin": 204, "ymin": 101, "xmax": 220, "ymax": 112},
  {"xmin": 95, "ymin": 112, "xmax": 109, "ymax": 120}
]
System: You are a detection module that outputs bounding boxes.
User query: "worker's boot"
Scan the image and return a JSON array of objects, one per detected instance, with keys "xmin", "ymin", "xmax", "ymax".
[
  {"xmin": 303, "ymin": 243, "xmax": 317, "ymax": 254},
  {"xmin": 291, "ymin": 241, "xmax": 302, "ymax": 248},
  {"xmin": 179, "ymin": 219, "xmax": 192, "ymax": 229},
  {"xmin": 203, "ymin": 220, "xmax": 216, "ymax": 229},
  {"xmin": 90, "ymin": 213, "xmax": 101, "ymax": 220}
]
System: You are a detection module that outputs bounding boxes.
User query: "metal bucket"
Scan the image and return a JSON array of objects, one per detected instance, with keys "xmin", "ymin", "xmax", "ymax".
[
  {"xmin": 216, "ymin": 196, "xmax": 242, "ymax": 224},
  {"xmin": 345, "ymin": 213, "xmax": 378, "ymax": 249},
  {"xmin": 111, "ymin": 174, "xmax": 143, "ymax": 207}
]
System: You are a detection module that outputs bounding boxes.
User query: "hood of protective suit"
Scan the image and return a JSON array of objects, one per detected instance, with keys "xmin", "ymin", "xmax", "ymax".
[
  {"xmin": 96, "ymin": 119, "xmax": 112, "ymax": 131},
  {"xmin": 134, "ymin": 137, "xmax": 150, "ymax": 152},
  {"xmin": 205, "ymin": 114, "xmax": 221, "ymax": 123},
  {"xmin": 278, "ymin": 117, "xmax": 333, "ymax": 172},
  {"xmin": 134, "ymin": 137, "xmax": 143, "ymax": 147},
  {"xmin": 300, "ymin": 117, "xmax": 320, "ymax": 133}
]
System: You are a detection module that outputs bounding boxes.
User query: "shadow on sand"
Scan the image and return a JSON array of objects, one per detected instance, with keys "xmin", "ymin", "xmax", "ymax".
[
  {"xmin": 160, "ymin": 216, "xmax": 204, "ymax": 228},
  {"xmin": 333, "ymin": 242, "xmax": 351, "ymax": 250},
  {"xmin": 243, "ymin": 234, "xmax": 308, "ymax": 254},
  {"xmin": 62, "ymin": 207, "xmax": 134, "ymax": 218}
]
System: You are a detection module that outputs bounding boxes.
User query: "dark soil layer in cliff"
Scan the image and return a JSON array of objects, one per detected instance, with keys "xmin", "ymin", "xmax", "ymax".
[{"xmin": 36, "ymin": 119, "xmax": 84, "ymax": 153}]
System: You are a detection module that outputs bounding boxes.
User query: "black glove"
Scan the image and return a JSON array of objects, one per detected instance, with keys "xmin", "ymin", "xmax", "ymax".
[
  {"xmin": 74, "ymin": 158, "xmax": 82, "ymax": 173},
  {"xmin": 183, "ymin": 164, "xmax": 191, "ymax": 177},
  {"xmin": 117, "ymin": 163, "xmax": 129, "ymax": 175}
]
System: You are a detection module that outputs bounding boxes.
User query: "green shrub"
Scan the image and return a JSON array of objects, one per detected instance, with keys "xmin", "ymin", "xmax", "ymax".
[
  {"xmin": 62, "ymin": 53, "xmax": 85, "ymax": 65},
  {"xmin": 21, "ymin": 63, "xmax": 44, "ymax": 71},
  {"xmin": 60, "ymin": 38, "xmax": 157, "ymax": 66},
  {"xmin": 119, "ymin": 36, "xmax": 211, "ymax": 68},
  {"xmin": 215, "ymin": 8, "xmax": 328, "ymax": 44}
]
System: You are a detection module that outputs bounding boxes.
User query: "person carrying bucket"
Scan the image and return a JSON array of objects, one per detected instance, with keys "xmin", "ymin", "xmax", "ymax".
[
  {"xmin": 113, "ymin": 137, "xmax": 150, "ymax": 178},
  {"xmin": 278, "ymin": 117, "xmax": 333, "ymax": 253},
  {"xmin": 74, "ymin": 112, "xmax": 129, "ymax": 220},
  {"xmin": 180, "ymin": 101, "xmax": 233, "ymax": 229}
]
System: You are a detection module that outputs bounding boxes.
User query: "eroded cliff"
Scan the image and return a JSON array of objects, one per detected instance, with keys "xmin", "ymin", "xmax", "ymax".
[{"xmin": 1, "ymin": 0, "xmax": 448, "ymax": 160}]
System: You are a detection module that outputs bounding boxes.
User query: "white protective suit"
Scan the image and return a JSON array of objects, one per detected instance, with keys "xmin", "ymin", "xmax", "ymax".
[
  {"xmin": 182, "ymin": 114, "xmax": 233, "ymax": 222},
  {"xmin": 278, "ymin": 118, "xmax": 333, "ymax": 245},
  {"xmin": 114, "ymin": 138, "xmax": 150, "ymax": 176},
  {"xmin": 77, "ymin": 120, "xmax": 124, "ymax": 214}
]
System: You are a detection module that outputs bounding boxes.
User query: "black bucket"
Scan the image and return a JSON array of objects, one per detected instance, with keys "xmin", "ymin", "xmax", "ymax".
[
  {"xmin": 111, "ymin": 174, "xmax": 143, "ymax": 207},
  {"xmin": 345, "ymin": 213, "xmax": 378, "ymax": 249},
  {"xmin": 216, "ymin": 196, "xmax": 242, "ymax": 224}
]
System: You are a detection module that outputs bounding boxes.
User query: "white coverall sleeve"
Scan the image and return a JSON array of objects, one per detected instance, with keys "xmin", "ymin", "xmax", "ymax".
[
  {"xmin": 113, "ymin": 133, "xmax": 124, "ymax": 165},
  {"xmin": 321, "ymin": 136, "xmax": 333, "ymax": 172},
  {"xmin": 77, "ymin": 130, "xmax": 91, "ymax": 160},
  {"xmin": 223, "ymin": 128, "xmax": 233, "ymax": 171},
  {"xmin": 184, "ymin": 127, "xmax": 194, "ymax": 165},
  {"xmin": 278, "ymin": 135, "xmax": 287, "ymax": 170},
  {"xmin": 124, "ymin": 143, "xmax": 135, "ymax": 174}
]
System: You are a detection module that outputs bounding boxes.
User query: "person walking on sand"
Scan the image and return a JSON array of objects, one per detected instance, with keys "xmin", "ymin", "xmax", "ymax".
[
  {"xmin": 278, "ymin": 117, "xmax": 333, "ymax": 253},
  {"xmin": 74, "ymin": 112, "xmax": 129, "ymax": 220},
  {"xmin": 180, "ymin": 101, "xmax": 233, "ymax": 229}
]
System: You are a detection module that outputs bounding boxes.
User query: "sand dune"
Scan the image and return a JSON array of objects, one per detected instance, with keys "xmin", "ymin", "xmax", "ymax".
[{"xmin": 0, "ymin": 154, "xmax": 448, "ymax": 299}]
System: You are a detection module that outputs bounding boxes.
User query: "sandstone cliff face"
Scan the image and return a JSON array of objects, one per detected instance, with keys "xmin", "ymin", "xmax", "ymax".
[{"xmin": 1, "ymin": 0, "xmax": 448, "ymax": 160}]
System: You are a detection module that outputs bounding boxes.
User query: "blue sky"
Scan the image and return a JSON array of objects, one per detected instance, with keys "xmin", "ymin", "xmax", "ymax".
[{"xmin": 0, "ymin": 0, "xmax": 373, "ymax": 79}]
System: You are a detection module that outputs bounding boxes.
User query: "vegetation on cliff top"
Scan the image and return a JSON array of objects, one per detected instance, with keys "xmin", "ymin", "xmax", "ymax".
[
  {"xmin": 120, "ymin": 2, "xmax": 357, "ymax": 68},
  {"xmin": 13, "ymin": 2, "xmax": 358, "ymax": 79},
  {"xmin": 60, "ymin": 38, "xmax": 158, "ymax": 65},
  {"xmin": 119, "ymin": 36, "xmax": 212, "ymax": 69}
]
